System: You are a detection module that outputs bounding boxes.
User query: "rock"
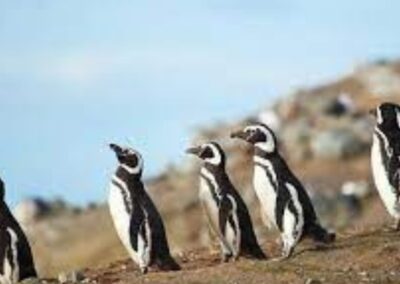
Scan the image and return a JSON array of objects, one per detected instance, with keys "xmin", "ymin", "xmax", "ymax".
[
  {"xmin": 311, "ymin": 129, "xmax": 368, "ymax": 159},
  {"xmin": 355, "ymin": 63, "xmax": 400, "ymax": 97},
  {"xmin": 58, "ymin": 270, "xmax": 85, "ymax": 283},
  {"xmin": 338, "ymin": 193, "xmax": 362, "ymax": 220},
  {"xmin": 310, "ymin": 192, "xmax": 336, "ymax": 221},
  {"xmin": 257, "ymin": 108, "xmax": 282, "ymax": 132},
  {"xmin": 281, "ymin": 119, "xmax": 312, "ymax": 161},
  {"xmin": 14, "ymin": 198, "xmax": 51, "ymax": 225},
  {"xmin": 336, "ymin": 181, "xmax": 370, "ymax": 222},
  {"xmin": 18, "ymin": 278, "xmax": 41, "ymax": 284},
  {"xmin": 276, "ymin": 95, "xmax": 302, "ymax": 121},
  {"xmin": 305, "ymin": 278, "xmax": 321, "ymax": 284},
  {"xmin": 352, "ymin": 117, "xmax": 374, "ymax": 144},
  {"xmin": 324, "ymin": 93, "xmax": 355, "ymax": 117},
  {"xmin": 341, "ymin": 181, "xmax": 371, "ymax": 198}
]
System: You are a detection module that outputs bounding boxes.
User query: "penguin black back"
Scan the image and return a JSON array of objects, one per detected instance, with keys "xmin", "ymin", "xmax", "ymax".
[
  {"xmin": 0, "ymin": 178, "xmax": 37, "ymax": 281},
  {"xmin": 373, "ymin": 103, "xmax": 400, "ymax": 189}
]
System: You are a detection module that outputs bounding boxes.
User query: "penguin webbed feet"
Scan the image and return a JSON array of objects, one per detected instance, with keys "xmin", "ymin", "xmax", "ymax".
[
  {"xmin": 395, "ymin": 219, "xmax": 400, "ymax": 231},
  {"xmin": 387, "ymin": 219, "xmax": 400, "ymax": 231},
  {"xmin": 154, "ymin": 257, "xmax": 181, "ymax": 271},
  {"xmin": 381, "ymin": 219, "xmax": 400, "ymax": 232},
  {"xmin": 270, "ymin": 250, "xmax": 293, "ymax": 262},
  {"xmin": 270, "ymin": 240, "xmax": 294, "ymax": 262},
  {"xmin": 140, "ymin": 266, "xmax": 148, "ymax": 275},
  {"xmin": 221, "ymin": 253, "xmax": 233, "ymax": 263},
  {"xmin": 221, "ymin": 249, "xmax": 241, "ymax": 263}
]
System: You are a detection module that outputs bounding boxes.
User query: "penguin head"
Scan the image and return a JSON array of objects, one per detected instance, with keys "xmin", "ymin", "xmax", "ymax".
[
  {"xmin": 186, "ymin": 142, "xmax": 226, "ymax": 167},
  {"xmin": 231, "ymin": 123, "xmax": 277, "ymax": 153},
  {"xmin": 109, "ymin": 143, "xmax": 144, "ymax": 175},
  {"xmin": 371, "ymin": 102, "xmax": 400, "ymax": 130}
]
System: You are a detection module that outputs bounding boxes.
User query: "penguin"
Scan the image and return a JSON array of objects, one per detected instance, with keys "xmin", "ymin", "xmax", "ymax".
[
  {"xmin": 108, "ymin": 143, "xmax": 180, "ymax": 273},
  {"xmin": 186, "ymin": 142, "xmax": 266, "ymax": 262},
  {"xmin": 231, "ymin": 124, "xmax": 335, "ymax": 260},
  {"xmin": 370, "ymin": 102, "xmax": 400, "ymax": 230},
  {"xmin": 0, "ymin": 177, "xmax": 37, "ymax": 284}
]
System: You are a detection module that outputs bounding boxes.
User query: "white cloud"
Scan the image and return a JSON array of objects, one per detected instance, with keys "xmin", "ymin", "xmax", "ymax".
[
  {"xmin": 1, "ymin": 48, "xmax": 267, "ymax": 85},
  {"xmin": 0, "ymin": 47, "xmax": 339, "ymax": 96}
]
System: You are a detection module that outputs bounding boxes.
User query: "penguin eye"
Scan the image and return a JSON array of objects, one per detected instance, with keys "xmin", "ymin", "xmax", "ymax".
[{"xmin": 201, "ymin": 146, "xmax": 214, "ymax": 159}]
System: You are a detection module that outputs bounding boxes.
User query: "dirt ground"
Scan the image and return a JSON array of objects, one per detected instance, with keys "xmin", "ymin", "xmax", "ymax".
[{"xmin": 83, "ymin": 226, "xmax": 400, "ymax": 284}]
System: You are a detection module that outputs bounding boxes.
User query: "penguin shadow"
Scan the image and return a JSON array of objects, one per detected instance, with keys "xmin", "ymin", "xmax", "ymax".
[
  {"xmin": 291, "ymin": 227, "xmax": 400, "ymax": 257},
  {"xmin": 291, "ymin": 242, "xmax": 341, "ymax": 258},
  {"xmin": 263, "ymin": 237, "xmax": 343, "ymax": 262}
]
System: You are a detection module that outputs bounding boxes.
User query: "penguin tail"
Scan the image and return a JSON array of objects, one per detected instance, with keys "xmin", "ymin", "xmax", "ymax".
[
  {"xmin": 248, "ymin": 249, "xmax": 268, "ymax": 260},
  {"xmin": 242, "ymin": 245, "xmax": 267, "ymax": 260},
  {"xmin": 155, "ymin": 256, "xmax": 181, "ymax": 271},
  {"xmin": 307, "ymin": 223, "xmax": 336, "ymax": 244}
]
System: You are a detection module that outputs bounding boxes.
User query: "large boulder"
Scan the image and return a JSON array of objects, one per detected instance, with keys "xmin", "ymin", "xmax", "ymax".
[
  {"xmin": 310, "ymin": 128, "xmax": 368, "ymax": 159},
  {"xmin": 355, "ymin": 63, "xmax": 400, "ymax": 97},
  {"xmin": 13, "ymin": 198, "xmax": 51, "ymax": 225},
  {"xmin": 281, "ymin": 119, "xmax": 312, "ymax": 161},
  {"xmin": 257, "ymin": 108, "xmax": 282, "ymax": 132}
]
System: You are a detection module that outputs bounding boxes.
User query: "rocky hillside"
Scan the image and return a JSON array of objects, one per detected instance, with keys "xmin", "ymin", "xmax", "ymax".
[{"xmin": 16, "ymin": 60, "xmax": 400, "ymax": 282}]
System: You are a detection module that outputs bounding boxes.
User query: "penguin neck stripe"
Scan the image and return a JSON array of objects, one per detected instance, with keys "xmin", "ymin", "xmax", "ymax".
[
  {"xmin": 200, "ymin": 167, "xmax": 223, "ymax": 198},
  {"xmin": 112, "ymin": 176, "xmax": 133, "ymax": 213},
  {"xmin": 254, "ymin": 155, "xmax": 272, "ymax": 167},
  {"xmin": 119, "ymin": 164, "xmax": 141, "ymax": 175},
  {"xmin": 254, "ymin": 147, "xmax": 276, "ymax": 159},
  {"xmin": 254, "ymin": 156, "xmax": 278, "ymax": 190}
]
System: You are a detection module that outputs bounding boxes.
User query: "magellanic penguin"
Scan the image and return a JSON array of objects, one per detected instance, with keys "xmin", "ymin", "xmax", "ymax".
[
  {"xmin": 370, "ymin": 102, "xmax": 400, "ymax": 230},
  {"xmin": 231, "ymin": 124, "xmax": 335, "ymax": 260},
  {"xmin": 0, "ymin": 178, "xmax": 37, "ymax": 284},
  {"xmin": 186, "ymin": 142, "xmax": 266, "ymax": 262},
  {"xmin": 108, "ymin": 144, "xmax": 180, "ymax": 273}
]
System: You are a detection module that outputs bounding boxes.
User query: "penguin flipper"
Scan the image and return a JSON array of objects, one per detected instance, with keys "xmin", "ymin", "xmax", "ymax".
[
  {"xmin": 390, "ymin": 167, "xmax": 400, "ymax": 201},
  {"xmin": 0, "ymin": 229, "xmax": 11, "ymax": 276},
  {"xmin": 129, "ymin": 206, "xmax": 146, "ymax": 251},
  {"xmin": 275, "ymin": 188, "xmax": 290, "ymax": 232},
  {"xmin": 218, "ymin": 197, "xmax": 232, "ymax": 237}
]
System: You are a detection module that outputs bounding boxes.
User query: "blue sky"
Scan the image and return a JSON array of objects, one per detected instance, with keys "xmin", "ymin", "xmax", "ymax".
[{"xmin": 0, "ymin": 0, "xmax": 399, "ymax": 206}]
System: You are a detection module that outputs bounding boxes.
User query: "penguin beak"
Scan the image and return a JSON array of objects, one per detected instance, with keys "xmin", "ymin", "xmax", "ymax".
[
  {"xmin": 230, "ymin": 130, "xmax": 249, "ymax": 141},
  {"xmin": 109, "ymin": 143, "xmax": 123, "ymax": 154},
  {"xmin": 185, "ymin": 146, "xmax": 202, "ymax": 156}
]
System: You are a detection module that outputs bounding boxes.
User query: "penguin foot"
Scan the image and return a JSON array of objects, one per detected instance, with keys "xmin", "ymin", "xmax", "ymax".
[
  {"xmin": 269, "ymin": 255, "xmax": 289, "ymax": 262},
  {"xmin": 140, "ymin": 267, "xmax": 148, "ymax": 274},
  {"xmin": 382, "ymin": 223, "xmax": 400, "ymax": 233},
  {"xmin": 221, "ymin": 254, "xmax": 232, "ymax": 263},
  {"xmin": 231, "ymin": 254, "xmax": 239, "ymax": 262},
  {"xmin": 393, "ymin": 219, "xmax": 400, "ymax": 231}
]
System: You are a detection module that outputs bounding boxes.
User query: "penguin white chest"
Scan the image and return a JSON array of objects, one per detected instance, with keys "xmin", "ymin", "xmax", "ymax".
[
  {"xmin": 0, "ymin": 228, "xmax": 19, "ymax": 284},
  {"xmin": 199, "ymin": 175, "xmax": 240, "ymax": 256},
  {"xmin": 371, "ymin": 136, "xmax": 400, "ymax": 218},
  {"xmin": 108, "ymin": 184, "xmax": 132, "ymax": 245},
  {"xmin": 199, "ymin": 177, "xmax": 220, "ymax": 226},
  {"xmin": 253, "ymin": 164, "xmax": 277, "ymax": 227}
]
